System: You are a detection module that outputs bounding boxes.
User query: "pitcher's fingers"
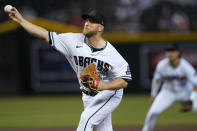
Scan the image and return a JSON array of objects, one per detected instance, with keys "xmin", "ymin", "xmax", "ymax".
[
  {"xmin": 9, "ymin": 13, "xmax": 15, "ymax": 17},
  {"xmin": 10, "ymin": 7, "xmax": 16, "ymax": 13}
]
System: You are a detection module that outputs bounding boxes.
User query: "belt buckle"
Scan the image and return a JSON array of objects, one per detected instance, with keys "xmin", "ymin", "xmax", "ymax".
[{"xmin": 89, "ymin": 91, "xmax": 97, "ymax": 96}]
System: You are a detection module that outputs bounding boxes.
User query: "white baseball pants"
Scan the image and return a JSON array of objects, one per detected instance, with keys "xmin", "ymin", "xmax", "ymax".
[{"xmin": 77, "ymin": 89, "xmax": 123, "ymax": 131}]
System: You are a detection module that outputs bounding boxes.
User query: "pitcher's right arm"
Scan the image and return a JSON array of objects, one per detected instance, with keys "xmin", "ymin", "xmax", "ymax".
[{"xmin": 8, "ymin": 7, "xmax": 49, "ymax": 43}]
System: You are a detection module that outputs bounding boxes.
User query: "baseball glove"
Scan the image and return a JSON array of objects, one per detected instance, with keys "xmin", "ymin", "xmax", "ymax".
[
  {"xmin": 80, "ymin": 63, "xmax": 100, "ymax": 93},
  {"xmin": 179, "ymin": 101, "xmax": 193, "ymax": 113}
]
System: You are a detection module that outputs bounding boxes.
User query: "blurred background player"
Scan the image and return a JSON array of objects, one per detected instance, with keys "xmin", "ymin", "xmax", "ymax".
[{"xmin": 142, "ymin": 43, "xmax": 197, "ymax": 131}]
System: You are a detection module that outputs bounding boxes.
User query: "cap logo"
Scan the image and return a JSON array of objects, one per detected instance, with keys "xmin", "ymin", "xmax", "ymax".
[{"xmin": 90, "ymin": 10, "xmax": 96, "ymax": 15}]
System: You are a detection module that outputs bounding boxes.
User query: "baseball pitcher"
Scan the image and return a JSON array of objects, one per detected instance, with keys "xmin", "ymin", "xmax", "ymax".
[
  {"xmin": 142, "ymin": 44, "xmax": 197, "ymax": 131},
  {"xmin": 6, "ymin": 6, "xmax": 132, "ymax": 131}
]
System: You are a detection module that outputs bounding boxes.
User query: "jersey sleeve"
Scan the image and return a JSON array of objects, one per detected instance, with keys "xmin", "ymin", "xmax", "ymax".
[
  {"xmin": 151, "ymin": 60, "xmax": 163, "ymax": 97},
  {"xmin": 184, "ymin": 61, "xmax": 197, "ymax": 85},
  {"xmin": 49, "ymin": 32, "xmax": 71, "ymax": 56},
  {"xmin": 153, "ymin": 61, "xmax": 163, "ymax": 80},
  {"xmin": 113, "ymin": 60, "xmax": 132, "ymax": 81}
]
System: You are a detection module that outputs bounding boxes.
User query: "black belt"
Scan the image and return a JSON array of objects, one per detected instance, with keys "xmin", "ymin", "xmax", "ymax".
[{"xmin": 81, "ymin": 89, "xmax": 97, "ymax": 96}]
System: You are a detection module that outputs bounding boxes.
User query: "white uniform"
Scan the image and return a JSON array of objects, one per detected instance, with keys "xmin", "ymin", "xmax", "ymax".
[
  {"xmin": 49, "ymin": 32, "xmax": 132, "ymax": 131},
  {"xmin": 142, "ymin": 58, "xmax": 197, "ymax": 131}
]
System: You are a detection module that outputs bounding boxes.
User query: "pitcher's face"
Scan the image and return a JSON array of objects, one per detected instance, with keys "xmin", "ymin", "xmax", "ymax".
[{"xmin": 83, "ymin": 18, "xmax": 103, "ymax": 37}]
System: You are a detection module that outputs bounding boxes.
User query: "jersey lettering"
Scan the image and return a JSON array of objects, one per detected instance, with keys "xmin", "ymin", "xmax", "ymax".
[
  {"xmin": 79, "ymin": 56, "xmax": 84, "ymax": 66},
  {"xmin": 84, "ymin": 57, "xmax": 91, "ymax": 67},
  {"xmin": 91, "ymin": 58, "xmax": 97, "ymax": 63},
  {"xmin": 74, "ymin": 56, "xmax": 110, "ymax": 73},
  {"xmin": 74, "ymin": 56, "xmax": 78, "ymax": 65},
  {"xmin": 97, "ymin": 60, "xmax": 104, "ymax": 71},
  {"xmin": 163, "ymin": 75, "xmax": 186, "ymax": 81},
  {"xmin": 103, "ymin": 63, "xmax": 110, "ymax": 72}
]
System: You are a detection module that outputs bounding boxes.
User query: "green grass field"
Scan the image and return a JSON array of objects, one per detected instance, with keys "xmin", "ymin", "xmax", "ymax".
[{"xmin": 0, "ymin": 95, "xmax": 196, "ymax": 128}]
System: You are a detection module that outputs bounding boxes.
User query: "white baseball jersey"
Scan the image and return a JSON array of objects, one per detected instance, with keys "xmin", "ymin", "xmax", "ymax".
[
  {"xmin": 49, "ymin": 32, "xmax": 132, "ymax": 131},
  {"xmin": 154, "ymin": 58, "xmax": 197, "ymax": 92},
  {"xmin": 49, "ymin": 32, "xmax": 132, "ymax": 91},
  {"xmin": 143, "ymin": 58, "xmax": 197, "ymax": 131}
]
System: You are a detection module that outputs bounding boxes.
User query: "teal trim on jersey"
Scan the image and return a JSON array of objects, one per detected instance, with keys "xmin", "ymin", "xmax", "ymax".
[
  {"xmin": 121, "ymin": 76, "xmax": 132, "ymax": 80},
  {"xmin": 49, "ymin": 32, "xmax": 52, "ymax": 44},
  {"xmin": 84, "ymin": 37, "xmax": 108, "ymax": 53},
  {"xmin": 84, "ymin": 37, "xmax": 92, "ymax": 52},
  {"xmin": 85, "ymin": 42, "xmax": 94, "ymax": 52},
  {"xmin": 121, "ymin": 75, "xmax": 132, "ymax": 78},
  {"xmin": 83, "ymin": 91, "xmax": 117, "ymax": 131},
  {"xmin": 102, "ymin": 40, "xmax": 108, "ymax": 50},
  {"xmin": 50, "ymin": 32, "xmax": 55, "ymax": 47}
]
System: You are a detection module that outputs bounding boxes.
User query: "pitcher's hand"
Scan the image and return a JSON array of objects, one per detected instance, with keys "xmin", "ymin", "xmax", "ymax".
[{"xmin": 8, "ymin": 7, "xmax": 24, "ymax": 24}]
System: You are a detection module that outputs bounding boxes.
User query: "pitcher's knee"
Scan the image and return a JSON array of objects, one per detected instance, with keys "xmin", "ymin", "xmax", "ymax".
[
  {"xmin": 79, "ymin": 113, "xmax": 96, "ymax": 127},
  {"xmin": 80, "ymin": 114, "xmax": 88, "ymax": 123}
]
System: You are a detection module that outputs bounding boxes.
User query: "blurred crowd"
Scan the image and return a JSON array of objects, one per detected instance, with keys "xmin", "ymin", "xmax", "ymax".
[{"xmin": 1, "ymin": 0, "xmax": 197, "ymax": 32}]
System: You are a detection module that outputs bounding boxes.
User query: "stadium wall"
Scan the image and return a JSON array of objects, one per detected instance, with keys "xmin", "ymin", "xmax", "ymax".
[{"xmin": 1, "ymin": 19, "xmax": 197, "ymax": 94}]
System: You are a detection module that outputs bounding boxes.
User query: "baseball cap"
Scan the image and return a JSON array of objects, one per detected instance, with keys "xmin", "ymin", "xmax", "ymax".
[
  {"xmin": 81, "ymin": 10, "xmax": 105, "ymax": 26},
  {"xmin": 165, "ymin": 43, "xmax": 180, "ymax": 51}
]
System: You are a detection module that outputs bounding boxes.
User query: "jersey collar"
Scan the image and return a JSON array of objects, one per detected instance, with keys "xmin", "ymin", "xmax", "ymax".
[{"xmin": 84, "ymin": 37, "xmax": 108, "ymax": 53}]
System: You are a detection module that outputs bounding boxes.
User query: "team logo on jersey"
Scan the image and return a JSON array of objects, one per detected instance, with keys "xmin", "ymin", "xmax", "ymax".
[
  {"xmin": 74, "ymin": 56, "xmax": 110, "ymax": 74},
  {"xmin": 126, "ymin": 65, "xmax": 131, "ymax": 75},
  {"xmin": 163, "ymin": 75, "xmax": 186, "ymax": 81},
  {"xmin": 76, "ymin": 45, "xmax": 83, "ymax": 48}
]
